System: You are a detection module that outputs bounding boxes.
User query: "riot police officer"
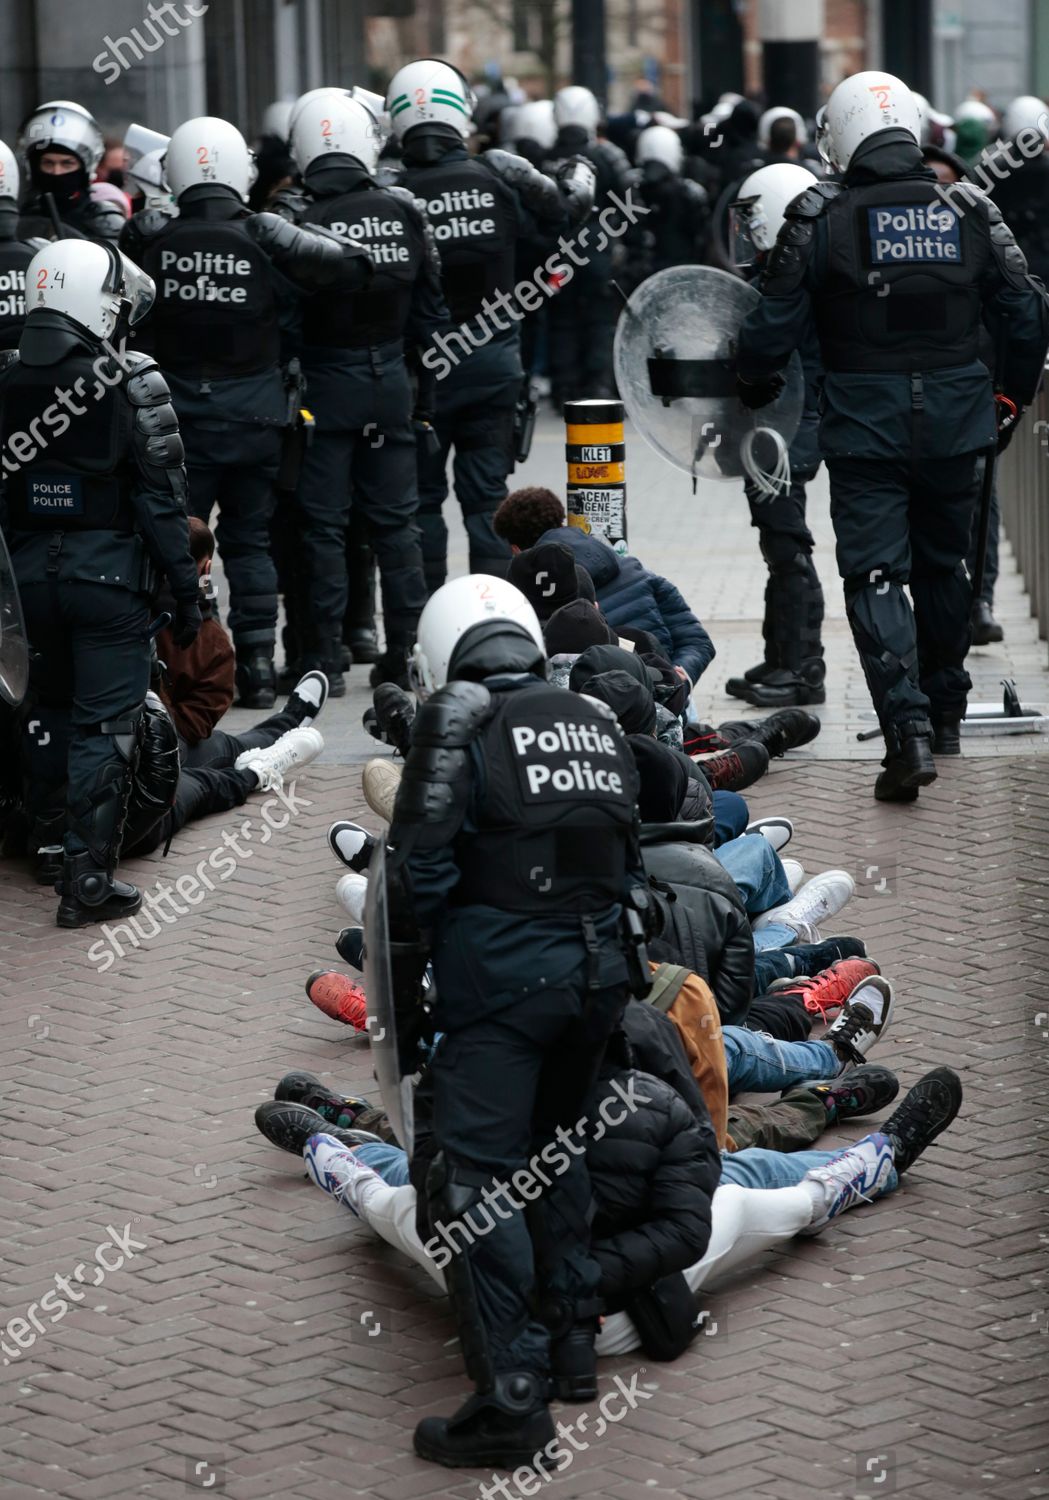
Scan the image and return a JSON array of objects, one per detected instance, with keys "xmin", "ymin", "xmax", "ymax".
[
  {"xmin": 18, "ymin": 101, "xmax": 125, "ymax": 244},
  {"xmin": 0, "ymin": 141, "xmax": 41, "ymax": 350},
  {"xmin": 383, "ymin": 575, "xmax": 653, "ymax": 1469},
  {"xmin": 727, "ymin": 161, "xmax": 826, "ymax": 707},
  {"xmin": 276, "ymin": 89, "xmax": 446, "ymax": 691},
  {"xmin": 543, "ymin": 86, "xmax": 634, "ymax": 408},
  {"xmin": 737, "ymin": 71, "xmax": 1049, "ymax": 801},
  {"xmin": 0, "ymin": 240, "xmax": 199, "ymax": 925},
  {"xmin": 633, "ymin": 124, "xmax": 709, "ymax": 278},
  {"xmin": 123, "ymin": 116, "xmax": 372, "ymax": 707},
  {"xmin": 385, "ymin": 60, "xmax": 595, "ymax": 593}
]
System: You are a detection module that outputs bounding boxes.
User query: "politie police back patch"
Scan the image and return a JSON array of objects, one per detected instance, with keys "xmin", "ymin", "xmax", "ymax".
[
  {"xmin": 509, "ymin": 717, "xmax": 628, "ymax": 803},
  {"xmin": 866, "ymin": 202, "xmax": 963, "ymax": 265}
]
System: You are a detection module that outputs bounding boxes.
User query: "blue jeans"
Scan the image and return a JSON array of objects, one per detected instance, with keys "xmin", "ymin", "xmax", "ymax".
[
  {"xmin": 713, "ymin": 790, "xmax": 749, "ymax": 846},
  {"xmin": 754, "ymin": 924, "xmax": 799, "ymax": 952},
  {"xmin": 715, "ymin": 833, "xmax": 790, "ymax": 916},
  {"xmin": 720, "ymin": 1145, "xmax": 898, "ymax": 1195},
  {"xmin": 354, "ymin": 1141, "xmax": 411, "ymax": 1186},
  {"xmin": 723, "ymin": 1025, "xmax": 840, "ymax": 1092}
]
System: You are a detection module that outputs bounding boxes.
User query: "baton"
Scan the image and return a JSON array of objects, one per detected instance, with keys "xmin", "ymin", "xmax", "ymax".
[
  {"xmin": 147, "ymin": 612, "xmax": 172, "ymax": 639},
  {"xmin": 972, "ymin": 316, "xmax": 1013, "ymax": 602},
  {"xmin": 43, "ymin": 192, "xmax": 65, "ymax": 241}
]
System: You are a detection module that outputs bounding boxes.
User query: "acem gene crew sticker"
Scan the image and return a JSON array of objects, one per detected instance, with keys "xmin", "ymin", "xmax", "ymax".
[
  {"xmin": 867, "ymin": 203, "xmax": 962, "ymax": 264},
  {"xmin": 511, "ymin": 721, "xmax": 626, "ymax": 800}
]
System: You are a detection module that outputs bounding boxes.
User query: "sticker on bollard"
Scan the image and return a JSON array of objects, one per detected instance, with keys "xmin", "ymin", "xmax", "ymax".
[{"xmin": 565, "ymin": 397, "xmax": 627, "ymax": 549}]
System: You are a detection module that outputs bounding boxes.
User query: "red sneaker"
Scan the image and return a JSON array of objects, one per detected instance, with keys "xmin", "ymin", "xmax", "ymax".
[
  {"xmin": 306, "ymin": 970, "xmax": 368, "ymax": 1030},
  {"xmin": 769, "ymin": 957, "xmax": 881, "ymax": 1021}
]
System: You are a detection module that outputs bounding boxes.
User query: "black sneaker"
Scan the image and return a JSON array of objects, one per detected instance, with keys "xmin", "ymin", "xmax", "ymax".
[
  {"xmin": 414, "ymin": 1376, "xmax": 554, "ymax": 1469},
  {"xmin": 285, "ymin": 670, "xmax": 329, "ymax": 728},
  {"xmin": 785, "ymin": 936, "xmax": 869, "ymax": 975},
  {"xmin": 335, "ymin": 926, "xmax": 365, "ymax": 970},
  {"xmin": 370, "ymin": 682, "xmax": 416, "ymax": 756},
  {"xmin": 274, "ymin": 1070, "xmax": 371, "ymax": 1126},
  {"xmin": 255, "ymin": 1099, "xmax": 380, "ymax": 1154},
  {"xmin": 327, "ymin": 820, "xmax": 378, "ymax": 873},
  {"xmin": 880, "ymin": 1067, "xmax": 962, "ymax": 1173},
  {"xmin": 806, "ymin": 1064, "xmax": 900, "ymax": 1121},
  {"xmin": 699, "ymin": 740, "xmax": 770, "ymax": 792},
  {"xmin": 875, "ymin": 723, "xmax": 937, "ymax": 803}
]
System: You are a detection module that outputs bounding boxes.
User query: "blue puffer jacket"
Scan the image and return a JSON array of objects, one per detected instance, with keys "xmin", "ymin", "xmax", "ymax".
[{"xmin": 539, "ymin": 526, "xmax": 715, "ymax": 685}]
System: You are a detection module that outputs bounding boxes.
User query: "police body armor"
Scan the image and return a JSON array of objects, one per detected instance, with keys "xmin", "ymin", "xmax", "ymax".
[
  {"xmin": 1, "ymin": 354, "xmax": 137, "ymax": 533},
  {"xmin": 814, "ymin": 180, "xmax": 990, "ymax": 372},
  {"xmin": 300, "ymin": 186, "xmax": 424, "ymax": 348},
  {"xmin": 139, "ymin": 218, "xmax": 281, "ymax": 378},
  {"xmin": 452, "ymin": 683, "xmax": 639, "ymax": 912},
  {"xmin": 0, "ymin": 240, "xmax": 34, "ymax": 350},
  {"xmin": 401, "ymin": 158, "xmax": 518, "ymax": 324}
]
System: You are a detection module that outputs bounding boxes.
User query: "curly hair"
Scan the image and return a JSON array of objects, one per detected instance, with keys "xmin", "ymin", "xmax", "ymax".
[{"xmin": 493, "ymin": 486, "xmax": 566, "ymax": 549}]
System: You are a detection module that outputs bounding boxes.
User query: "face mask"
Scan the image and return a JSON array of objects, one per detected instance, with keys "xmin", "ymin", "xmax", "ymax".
[{"xmin": 29, "ymin": 154, "xmax": 89, "ymax": 205}]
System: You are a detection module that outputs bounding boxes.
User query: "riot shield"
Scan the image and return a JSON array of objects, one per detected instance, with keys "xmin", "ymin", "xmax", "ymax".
[
  {"xmin": 363, "ymin": 841, "xmax": 415, "ymax": 1155},
  {"xmin": 0, "ymin": 528, "xmax": 28, "ymax": 707},
  {"xmin": 613, "ymin": 264, "xmax": 804, "ymax": 482}
]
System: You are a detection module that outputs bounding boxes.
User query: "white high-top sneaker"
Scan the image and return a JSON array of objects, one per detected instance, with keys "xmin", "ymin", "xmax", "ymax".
[{"xmin": 234, "ymin": 726, "xmax": 324, "ymax": 791}]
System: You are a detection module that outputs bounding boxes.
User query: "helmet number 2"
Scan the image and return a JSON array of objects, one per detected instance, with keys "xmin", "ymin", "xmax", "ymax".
[
  {"xmin": 415, "ymin": 88, "xmax": 426, "ymax": 105},
  {"xmin": 197, "ymin": 146, "xmax": 210, "ymax": 164},
  {"xmin": 321, "ymin": 118, "xmax": 332, "ymax": 137},
  {"xmin": 868, "ymin": 85, "xmax": 891, "ymax": 109},
  {"xmin": 37, "ymin": 268, "xmax": 64, "ymax": 288}
]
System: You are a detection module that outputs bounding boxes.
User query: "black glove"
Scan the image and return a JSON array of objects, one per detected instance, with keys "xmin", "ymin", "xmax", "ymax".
[
  {"xmin": 736, "ymin": 372, "xmax": 785, "ymax": 409},
  {"xmin": 171, "ymin": 598, "xmax": 202, "ymax": 648}
]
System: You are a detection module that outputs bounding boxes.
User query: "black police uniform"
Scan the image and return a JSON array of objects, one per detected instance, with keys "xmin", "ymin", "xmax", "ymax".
[
  {"xmin": 400, "ymin": 141, "xmax": 576, "ymax": 593},
  {"xmin": 276, "ymin": 162, "xmax": 446, "ymax": 686},
  {"xmin": 633, "ymin": 162, "xmax": 709, "ymax": 277},
  {"xmin": 20, "ymin": 155, "xmax": 125, "ymax": 245},
  {"xmin": 389, "ymin": 659, "xmax": 649, "ymax": 1463},
  {"xmin": 542, "ymin": 128, "xmax": 634, "ymax": 406},
  {"xmin": 0, "ymin": 201, "xmax": 38, "ymax": 350},
  {"xmin": 125, "ymin": 187, "xmax": 371, "ymax": 705},
  {"xmin": 0, "ymin": 316, "xmax": 198, "ymax": 922},
  {"xmin": 737, "ymin": 131, "xmax": 1049, "ymax": 787}
]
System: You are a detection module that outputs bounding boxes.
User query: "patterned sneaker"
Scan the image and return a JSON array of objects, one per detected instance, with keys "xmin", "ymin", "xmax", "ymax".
[
  {"xmin": 304, "ymin": 1133, "xmax": 384, "ymax": 1217},
  {"xmin": 825, "ymin": 976, "xmax": 894, "ymax": 1067},
  {"xmin": 769, "ymin": 957, "xmax": 882, "ymax": 1020},
  {"xmin": 800, "ymin": 1132, "xmax": 896, "ymax": 1234},
  {"xmin": 274, "ymin": 1070, "xmax": 371, "ymax": 1128},
  {"xmin": 804, "ymin": 1064, "xmax": 900, "ymax": 1120},
  {"xmin": 305, "ymin": 970, "xmax": 368, "ymax": 1030},
  {"xmin": 881, "ymin": 1067, "xmax": 963, "ymax": 1174}
]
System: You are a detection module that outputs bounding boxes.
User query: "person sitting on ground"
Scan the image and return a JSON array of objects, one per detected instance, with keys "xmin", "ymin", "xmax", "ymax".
[{"xmin": 493, "ymin": 486, "xmax": 715, "ymax": 687}]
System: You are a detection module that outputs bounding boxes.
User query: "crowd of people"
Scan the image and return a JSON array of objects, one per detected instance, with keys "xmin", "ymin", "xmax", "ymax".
[{"xmin": 0, "ymin": 54, "xmax": 1044, "ymax": 1477}]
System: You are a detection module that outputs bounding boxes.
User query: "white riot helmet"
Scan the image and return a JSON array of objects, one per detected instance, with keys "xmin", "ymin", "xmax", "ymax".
[
  {"xmin": 1002, "ymin": 95, "xmax": 1049, "ymax": 141},
  {"xmin": 124, "ymin": 123, "xmax": 171, "ymax": 207},
  {"xmin": 636, "ymin": 124, "xmax": 683, "ymax": 173},
  {"xmin": 730, "ymin": 162, "xmax": 818, "ymax": 267},
  {"xmin": 164, "ymin": 117, "xmax": 258, "ymax": 203},
  {"xmin": 912, "ymin": 93, "xmax": 955, "ymax": 145},
  {"xmin": 554, "ymin": 85, "xmax": 601, "ymax": 136},
  {"xmin": 24, "ymin": 240, "xmax": 155, "ymax": 341},
  {"xmin": 514, "ymin": 99, "xmax": 557, "ymax": 151},
  {"xmin": 758, "ymin": 106, "xmax": 808, "ymax": 148},
  {"xmin": 815, "ymin": 71, "xmax": 920, "ymax": 172},
  {"xmin": 262, "ymin": 100, "xmax": 295, "ymax": 141},
  {"xmin": 386, "ymin": 60, "xmax": 476, "ymax": 142},
  {"xmin": 20, "ymin": 100, "xmax": 105, "ymax": 176},
  {"xmin": 0, "ymin": 141, "xmax": 20, "ymax": 203},
  {"xmin": 291, "ymin": 90, "xmax": 382, "ymax": 176},
  {"xmin": 954, "ymin": 98, "xmax": 997, "ymax": 128},
  {"xmin": 410, "ymin": 575, "xmax": 546, "ymax": 698}
]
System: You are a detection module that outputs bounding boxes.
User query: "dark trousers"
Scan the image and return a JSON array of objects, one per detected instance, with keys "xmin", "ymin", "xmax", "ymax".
[
  {"xmin": 546, "ymin": 277, "xmax": 618, "ymax": 404},
  {"xmin": 744, "ymin": 457, "xmax": 824, "ymax": 673},
  {"xmin": 828, "ymin": 453, "xmax": 978, "ymax": 727},
  {"xmin": 416, "ymin": 385, "xmax": 516, "ymax": 595},
  {"xmin": 19, "ymin": 580, "xmax": 149, "ymax": 856},
  {"xmin": 186, "ymin": 426, "xmax": 282, "ymax": 655},
  {"xmin": 966, "ymin": 458, "xmax": 1001, "ymax": 605},
  {"xmin": 431, "ymin": 981, "xmax": 627, "ymax": 1376}
]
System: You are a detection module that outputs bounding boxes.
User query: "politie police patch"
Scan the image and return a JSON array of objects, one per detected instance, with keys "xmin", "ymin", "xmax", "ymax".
[
  {"xmin": 867, "ymin": 203, "xmax": 962, "ymax": 264},
  {"xmin": 28, "ymin": 475, "xmax": 83, "ymax": 516},
  {"xmin": 509, "ymin": 718, "xmax": 628, "ymax": 803}
]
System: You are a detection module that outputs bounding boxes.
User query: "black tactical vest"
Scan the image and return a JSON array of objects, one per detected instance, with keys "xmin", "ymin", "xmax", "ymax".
[
  {"xmin": 0, "ymin": 242, "xmax": 34, "ymax": 350},
  {"xmin": 141, "ymin": 218, "xmax": 281, "ymax": 378},
  {"xmin": 815, "ymin": 179, "xmax": 990, "ymax": 372},
  {"xmin": 1, "ymin": 353, "xmax": 136, "ymax": 532},
  {"xmin": 300, "ymin": 186, "xmax": 422, "ymax": 348},
  {"xmin": 453, "ymin": 683, "xmax": 639, "ymax": 913},
  {"xmin": 402, "ymin": 158, "xmax": 517, "ymax": 323}
]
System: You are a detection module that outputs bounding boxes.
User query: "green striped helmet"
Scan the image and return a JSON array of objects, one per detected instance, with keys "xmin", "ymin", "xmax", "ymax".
[{"xmin": 385, "ymin": 59, "xmax": 476, "ymax": 141}]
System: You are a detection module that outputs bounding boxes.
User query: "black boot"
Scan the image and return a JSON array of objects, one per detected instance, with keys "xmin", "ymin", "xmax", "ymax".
[
  {"xmin": 56, "ymin": 851, "xmax": 141, "ymax": 928},
  {"xmin": 719, "ymin": 708, "xmax": 821, "ymax": 758},
  {"xmin": 303, "ymin": 633, "xmax": 346, "ymax": 698},
  {"xmin": 235, "ymin": 652, "xmax": 277, "ymax": 710},
  {"xmin": 30, "ymin": 809, "xmax": 66, "ymax": 886},
  {"xmin": 345, "ymin": 526, "xmax": 381, "ymax": 663},
  {"xmin": 874, "ymin": 721, "xmax": 937, "ymax": 803},
  {"xmin": 931, "ymin": 715, "xmax": 962, "ymax": 756},
  {"xmin": 725, "ymin": 659, "xmax": 775, "ymax": 700},
  {"xmin": 549, "ymin": 1320, "xmax": 599, "ymax": 1402},
  {"xmin": 367, "ymin": 682, "xmax": 416, "ymax": 755},
  {"xmin": 414, "ymin": 1374, "xmax": 554, "ymax": 1469},
  {"xmin": 369, "ymin": 647, "xmax": 411, "ymax": 691},
  {"xmin": 970, "ymin": 598, "xmax": 1004, "ymax": 645}
]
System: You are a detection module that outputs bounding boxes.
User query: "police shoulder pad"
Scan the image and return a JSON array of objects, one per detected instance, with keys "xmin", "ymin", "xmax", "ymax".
[
  {"xmin": 125, "ymin": 357, "xmax": 174, "ymax": 408},
  {"xmin": 786, "ymin": 181, "xmax": 840, "ymax": 220},
  {"xmin": 413, "ymin": 680, "xmax": 494, "ymax": 747}
]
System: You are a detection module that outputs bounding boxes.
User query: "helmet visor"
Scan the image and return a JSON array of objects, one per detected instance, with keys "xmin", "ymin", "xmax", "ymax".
[
  {"xmin": 729, "ymin": 193, "xmax": 765, "ymax": 268},
  {"xmin": 115, "ymin": 249, "xmax": 156, "ymax": 325},
  {"xmin": 815, "ymin": 105, "xmax": 834, "ymax": 168}
]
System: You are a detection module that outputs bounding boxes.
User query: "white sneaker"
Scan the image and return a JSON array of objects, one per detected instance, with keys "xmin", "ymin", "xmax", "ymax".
[
  {"xmin": 825, "ymin": 975, "xmax": 894, "ymax": 1066},
  {"xmin": 234, "ymin": 726, "xmax": 324, "ymax": 791},
  {"xmin": 287, "ymin": 670, "xmax": 329, "ymax": 727},
  {"xmin": 336, "ymin": 870, "xmax": 369, "ymax": 925},
  {"xmin": 800, "ymin": 1133, "xmax": 895, "ymax": 1234},
  {"xmin": 362, "ymin": 757, "xmax": 402, "ymax": 823},
  {"xmin": 752, "ymin": 869, "xmax": 855, "ymax": 935},
  {"xmin": 303, "ymin": 1133, "xmax": 382, "ymax": 1218},
  {"xmin": 781, "ymin": 858, "xmax": 805, "ymax": 895},
  {"xmin": 746, "ymin": 816, "xmax": 793, "ymax": 851}
]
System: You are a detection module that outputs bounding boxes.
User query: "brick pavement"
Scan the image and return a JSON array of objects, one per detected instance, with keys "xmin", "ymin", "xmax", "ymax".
[{"xmin": 2, "ymin": 413, "xmax": 1047, "ymax": 1499}]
